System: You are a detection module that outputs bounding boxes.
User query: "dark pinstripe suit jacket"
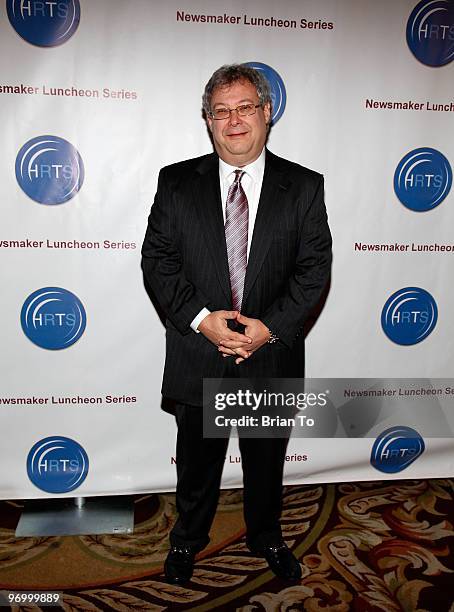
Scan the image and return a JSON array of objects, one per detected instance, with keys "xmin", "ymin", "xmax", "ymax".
[{"xmin": 142, "ymin": 149, "xmax": 332, "ymax": 406}]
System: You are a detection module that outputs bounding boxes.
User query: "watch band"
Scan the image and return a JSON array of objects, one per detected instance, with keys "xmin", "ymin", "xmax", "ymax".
[{"xmin": 267, "ymin": 329, "xmax": 279, "ymax": 344}]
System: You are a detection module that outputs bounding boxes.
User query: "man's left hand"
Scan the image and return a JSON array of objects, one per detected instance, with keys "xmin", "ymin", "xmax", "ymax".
[{"xmin": 218, "ymin": 313, "xmax": 271, "ymax": 364}]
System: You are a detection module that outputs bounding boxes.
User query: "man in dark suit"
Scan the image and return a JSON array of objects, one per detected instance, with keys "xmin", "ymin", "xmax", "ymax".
[{"xmin": 142, "ymin": 64, "xmax": 331, "ymax": 584}]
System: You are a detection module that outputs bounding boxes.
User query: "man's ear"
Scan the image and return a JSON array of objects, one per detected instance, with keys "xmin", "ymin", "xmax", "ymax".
[
  {"xmin": 263, "ymin": 102, "xmax": 271, "ymax": 126},
  {"xmin": 206, "ymin": 116, "xmax": 213, "ymax": 132}
]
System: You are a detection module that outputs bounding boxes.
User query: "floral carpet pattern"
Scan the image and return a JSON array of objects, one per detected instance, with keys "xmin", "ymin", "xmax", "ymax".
[{"xmin": 0, "ymin": 479, "xmax": 454, "ymax": 611}]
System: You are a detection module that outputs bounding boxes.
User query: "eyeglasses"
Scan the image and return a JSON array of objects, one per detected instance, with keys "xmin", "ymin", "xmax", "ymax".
[{"xmin": 209, "ymin": 103, "xmax": 261, "ymax": 120}]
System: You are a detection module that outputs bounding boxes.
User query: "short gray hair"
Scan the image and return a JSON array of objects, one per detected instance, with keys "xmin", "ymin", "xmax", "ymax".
[{"xmin": 202, "ymin": 64, "xmax": 272, "ymax": 116}]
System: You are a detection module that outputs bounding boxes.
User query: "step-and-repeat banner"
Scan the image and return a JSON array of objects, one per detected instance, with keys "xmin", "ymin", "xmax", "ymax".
[{"xmin": 1, "ymin": 0, "xmax": 453, "ymax": 499}]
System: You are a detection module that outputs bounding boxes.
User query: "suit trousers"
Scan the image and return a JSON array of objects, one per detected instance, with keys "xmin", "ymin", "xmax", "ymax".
[{"xmin": 169, "ymin": 402, "xmax": 290, "ymax": 552}]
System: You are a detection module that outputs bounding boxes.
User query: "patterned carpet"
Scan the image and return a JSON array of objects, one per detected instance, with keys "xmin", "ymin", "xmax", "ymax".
[{"xmin": 1, "ymin": 479, "xmax": 454, "ymax": 611}]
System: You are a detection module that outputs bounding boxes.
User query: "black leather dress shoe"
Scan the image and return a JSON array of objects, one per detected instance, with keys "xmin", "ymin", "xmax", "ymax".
[
  {"xmin": 164, "ymin": 545, "xmax": 196, "ymax": 584},
  {"xmin": 256, "ymin": 543, "xmax": 302, "ymax": 581}
]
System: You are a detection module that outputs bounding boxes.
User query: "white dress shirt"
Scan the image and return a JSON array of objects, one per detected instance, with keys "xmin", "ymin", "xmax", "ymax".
[{"xmin": 191, "ymin": 148, "xmax": 266, "ymax": 332}]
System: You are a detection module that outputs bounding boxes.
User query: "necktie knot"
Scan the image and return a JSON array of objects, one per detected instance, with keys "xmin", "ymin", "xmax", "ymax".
[{"xmin": 234, "ymin": 169, "xmax": 245, "ymax": 184}]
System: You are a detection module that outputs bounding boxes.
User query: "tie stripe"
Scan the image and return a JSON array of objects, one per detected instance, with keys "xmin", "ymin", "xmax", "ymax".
[{"xmin": 225, "ymin": 170, "xmax": 248, "ymax": 312}]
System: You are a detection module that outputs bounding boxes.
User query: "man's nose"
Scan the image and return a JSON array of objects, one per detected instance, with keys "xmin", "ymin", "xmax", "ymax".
[{"xmin": 228, "ymin": 108, "xmax": 242, "ymax": 126}]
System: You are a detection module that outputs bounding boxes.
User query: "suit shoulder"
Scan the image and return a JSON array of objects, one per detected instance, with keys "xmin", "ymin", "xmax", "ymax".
[
  {"xmin": 268, "ymin": 150, "xmax": 323, "ymax": 185},
  {"xmin": 159, "ymin": 153, "xmax": 215, "ymax": 183}
]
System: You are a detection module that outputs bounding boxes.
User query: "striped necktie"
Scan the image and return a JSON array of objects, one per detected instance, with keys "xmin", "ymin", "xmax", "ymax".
[{"xmin": 225, "ymin": 169, "xmax": 248, "ymax": 312}]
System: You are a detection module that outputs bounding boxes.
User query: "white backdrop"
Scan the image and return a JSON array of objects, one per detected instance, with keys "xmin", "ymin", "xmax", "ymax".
[{"xmin": 1, "ymin": 0, "xmax": 453, "ymax": 499}]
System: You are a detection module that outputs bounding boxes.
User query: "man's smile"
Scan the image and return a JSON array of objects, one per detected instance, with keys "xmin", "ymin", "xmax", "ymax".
[{"xmin": 226, "ymin": 131, "xmax": 249, "ymax": 139}]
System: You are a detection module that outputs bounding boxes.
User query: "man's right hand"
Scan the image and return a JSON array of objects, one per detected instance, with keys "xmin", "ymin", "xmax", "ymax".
[{"xmin": 198, "ymin": 311, "xmax": 252, "ymax": 359}]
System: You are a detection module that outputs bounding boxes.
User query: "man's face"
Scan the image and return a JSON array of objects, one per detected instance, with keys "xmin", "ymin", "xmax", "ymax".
[{"xmin": 206, "ymin": 79, "xmax": 271, "ymax": 167}]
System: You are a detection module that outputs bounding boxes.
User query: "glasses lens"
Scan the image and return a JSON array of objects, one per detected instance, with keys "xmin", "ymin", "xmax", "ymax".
[
  {"xmin": 212, "ymin": 108, "xmax": 229, "ymax": 120},
  {"xmin": 237, "ymin": 104, "xmax": 256, "ymax": 116}
]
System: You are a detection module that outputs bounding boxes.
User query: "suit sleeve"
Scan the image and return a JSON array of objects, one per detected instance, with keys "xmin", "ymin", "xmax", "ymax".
[
  {"xmin": 141, "ymin": 169, "xmax": 209, "ymax": 334},
  {"xmin": 261, "ymin": 174, "xmax": 332, "ymax": 348}
]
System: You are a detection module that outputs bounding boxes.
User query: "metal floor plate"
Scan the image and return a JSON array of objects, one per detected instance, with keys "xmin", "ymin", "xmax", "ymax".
[{"xmin": 15, "ymin": 496, "xmax": 134, "ymax": 536}]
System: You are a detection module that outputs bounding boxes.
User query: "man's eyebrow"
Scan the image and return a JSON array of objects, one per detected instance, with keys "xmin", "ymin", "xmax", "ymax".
[{"xmin": 213, "ymin": 99, "xmax": 257, "ymax": 107}]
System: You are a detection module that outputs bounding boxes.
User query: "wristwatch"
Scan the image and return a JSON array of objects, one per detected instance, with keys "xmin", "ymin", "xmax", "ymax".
[{"xmin": 267, "ymin": 329, "xmax": 279, "ymax": 344}]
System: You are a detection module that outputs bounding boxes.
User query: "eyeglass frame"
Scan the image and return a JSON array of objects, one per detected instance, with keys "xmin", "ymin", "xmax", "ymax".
[{"xmin": 208, "ymin": 103, "xmax": 262, "ymax": 120}]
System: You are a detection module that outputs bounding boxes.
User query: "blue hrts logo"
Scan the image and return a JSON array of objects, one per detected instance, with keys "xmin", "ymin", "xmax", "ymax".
[
  {"xmin": 407, "ymin": 0, "xmax": 454, "ymax": 67},
  {"xmin": 7, "ymin": 0, "xmax": 80, "ymax": 47},
  {"xmin": 381, "ymin": 287, "xmax": 437, "ymax": 345},
  {"xmin": 27, "ymin": 436, "xmax": 89, "ymax": 493},
  {"xmin": 21, "ymin": 287, "xmax": 86, "ymax": 350},
  {"xmin": 16, "ymin": 135, "xmax": 84, "ymax": 205},
  {"xmin": 371, "ymin": 426, "xmax": 425, "ymax": 474},
  {"xmin": 394, "ymin": 147, "xmax": 452, "ymax": 212}
]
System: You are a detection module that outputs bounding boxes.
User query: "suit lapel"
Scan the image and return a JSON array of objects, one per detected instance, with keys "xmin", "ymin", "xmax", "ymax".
[
  {"xmin": 192, "ymin": 154, "xmax": 232, "ymax": 303},
  {"xmin": 243, "ymin": 150, "xmax": 289, "ymax": 304}
]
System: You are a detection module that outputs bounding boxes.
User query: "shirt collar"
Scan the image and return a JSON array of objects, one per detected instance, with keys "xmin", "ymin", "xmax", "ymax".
[{"xmin": 219, "ymin": 148, "xmax": 266, "ymax": 184}]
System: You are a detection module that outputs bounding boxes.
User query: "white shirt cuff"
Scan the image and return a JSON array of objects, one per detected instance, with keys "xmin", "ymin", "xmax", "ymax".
[{"xmin": 191, "ymin": 308, "xmax": 211, "ymax": 333}]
